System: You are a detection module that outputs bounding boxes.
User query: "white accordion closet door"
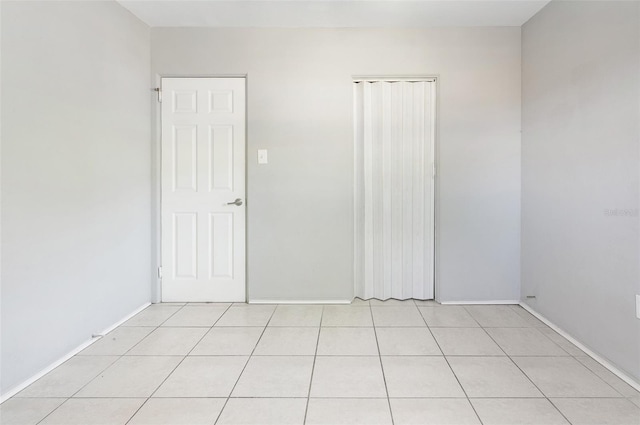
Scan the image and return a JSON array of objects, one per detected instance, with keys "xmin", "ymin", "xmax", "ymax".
[{"xmin": 354, "ymin": 80, "xmax": 435, "ymax": 300}]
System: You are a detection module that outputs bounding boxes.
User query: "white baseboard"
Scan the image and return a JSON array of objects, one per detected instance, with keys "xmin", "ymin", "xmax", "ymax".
[
  {"xmin": 248, "ymin": 299, "xmax": 352, "ymax": 305},
  {"xmin": 0, "ymin": 302, "xmax": 151, "ymax": 403},
  {"xmin": 439, "ymin": 300, "xmax": 519, "ymax": 305},
  {"xmin": 520, "ymin": 302, "xmax": 640, "ymax": 393}
]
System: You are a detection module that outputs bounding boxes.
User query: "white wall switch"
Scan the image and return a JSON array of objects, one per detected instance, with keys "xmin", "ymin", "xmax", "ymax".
[
  {"xmin": 257, "ymin": 149, "xmax": 268, "ymax": 164},
  {"xmin": 636, "ymin": 295, "xmax": 640, "ymax": 319}
]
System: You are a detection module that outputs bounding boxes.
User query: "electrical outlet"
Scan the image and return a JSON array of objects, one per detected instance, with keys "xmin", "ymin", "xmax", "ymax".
[{"xmin": 636, "ymin": 295, "xmax": 640, "ymax": 320}]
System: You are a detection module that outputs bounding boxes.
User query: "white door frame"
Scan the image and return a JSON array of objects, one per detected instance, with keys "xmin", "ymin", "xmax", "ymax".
[
  {"xmin": 152, "ymin": 74, "xmax": 248, "ymax": 303},
  {"xmin": 352, "ymin": 76, "xmax": 439, "ymax": 302}
]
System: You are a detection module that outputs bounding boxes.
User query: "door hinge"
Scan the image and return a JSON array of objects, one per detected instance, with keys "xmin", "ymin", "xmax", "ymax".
[
  {"xmin": 157, "ymin": 266, "xmax": 163, "ymax": 279},
  {"xmin": 154, "ymin": 87, "xmax": 162, "ymax": 103},
  {"xmin": 432, "ymin": 162, "xmax": 436, "ymax": 178}
]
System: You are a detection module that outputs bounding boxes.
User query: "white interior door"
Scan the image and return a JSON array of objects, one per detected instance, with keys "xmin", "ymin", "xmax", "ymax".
[
  {"xmin": 161, "ymin": 77, "xmax": 246, "ymax": 302},
  {"xmin": 354, "ymin": 80, "xmax": 435, "ymax": 300}
]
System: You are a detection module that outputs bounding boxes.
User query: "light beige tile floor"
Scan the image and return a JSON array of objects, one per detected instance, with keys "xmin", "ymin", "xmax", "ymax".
[{"xmin": 2, "ymin": 301, "xmax": 639, "ymax": 425}]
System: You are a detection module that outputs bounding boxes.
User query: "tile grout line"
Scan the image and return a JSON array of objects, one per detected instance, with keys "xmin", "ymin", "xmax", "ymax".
[
  {"xmin": 123, "ymin": 303, "xmax": 232, "ymax": 425},
  {"xmin": 487, "ymin": 351, "xmax": 573, "ymax": 424},
  {"xmin": 302, "ymin": 306, "xmax": 324, "ymax": 425},
  {"xmin": 18, "ymin": 353, "xmax": 603, "ymax": 360},
  {"xmin": 572, "ymin": 357, "xmax": 640, "ymax": 400},
  {"xmin": 420, "ymin": 304, "xmax": 485, "ymax": 425},
  {"xmin": 20, "ymin": 301, "xmax": 637, "ymax": 424},
  {"xmin": 212, "ymin": 304, "xmax": 278, "ymax": 425},
  {"xmin": 493, "ymin": 307, "xmax": 575, "ymax": 358},
  {"xmin": 486, "ymin": 318, "xmax": 634, "ymax": 403},
  {"xmin": 474, "ymin": 308, "xmax": 574, "ymax": 425},
  {"xmin": 13, "ymin": 395, "xmax": 638, "ymax": 400},
  {"xmin": 369, "ymin": 302, "xmax": 396, "ymax": 425},
  {"xmin": 568, "ymin": 356, "xmax": 632, "ymax": 399},
  {"xmin": 491, "ymin": 306, "xmax": 636, "ymax": 403},
  {"xmin": 34, "ymin": 302, "xmax": 190, "ymax": 425}
]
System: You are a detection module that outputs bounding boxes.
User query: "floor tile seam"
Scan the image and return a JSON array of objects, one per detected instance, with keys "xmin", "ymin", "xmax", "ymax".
[
  {"xmin": 545, "ymin": 398, "xmax": 576, "ymax": 425},
  {"xmin": 52, "ymin": 354, "xmax": 122, "ymax": 399},
  {"xmin": 32, "ymin": 304, "xmax": 185, "ymax": 424},
  {"xmin": 77, "ymin": 330, "xmax": 161, "ymax": 357},
  {"xmin": 459, "ymin": 306, "xmax": 492, "ymax": 328},
  {"xmin": 456, "ymin": 325, "xmax": 505, "ymax": 358},
  {"xmin": 26, "ymin": 395, "xmax": 637, "ymax": 400},
  {"xmin": 120, "ymin": 304, "xmax": 186, "ymax": 328},
  {"xmin": 416, "ymin": 306, "xmax": 484, "ymax": 425},
  {"xmin": 320, "ymin": 325, "xmax": 379, "ymax": 328},
  {"xmin": 546, "ymin": 397, "xmax": 640, "ymax": 423},
  {"xmin": 267, "ymin": 325, "xmax": 322, "ymax": 328},
  {"xmin": 127, "ymin": 304, "xmax": 231, "ymax": 423},
  {"xmin": 567, "ymin": 356, "xmax": 632, "ymax": 398},
  {"xmin": 17, "ymin": 354, "xmax": 121, "ymax": 400},
  {"xmin": 121, "ymin": 303, "xmax": 234, "ymax": 425},
  {"xmin": 480, "ymin": 325, "xmax": 551, "ymax": 329},
  {"xmin": 482, "ymin": 326, "xmax": 573, "ymax": 357},
  {"xmin": 525, "ymin": 392, "xmax": 629, "ymax": 399},
  {"xmin": 32, "ymin": 397, "xmax": 71, "ymax": 425},
  {"xmin": 369, "ymin": 303, "xmax": 396, "ymax": 425},
  {"xmin": 542, "ymin": 333, "xmax": 586, "ymax": 358},
  {"xmin": 118, "ymin": 353, "xmax": 252, "ymax": 357},
  {"xmin": 28, "ymin": 302, "xmax": 631, "ymax": 424},
  {"xmin": 122, "ymin": 306, "xmax": 188, "ymax": 356},
  {"xmin": 506, "ymin": 353, "xmax": 630, "ymax": 399},
  {"xmin": 213, "ymin": 304, "xmax": 279, "ymax": 425},
  {"xmin": 158, "ymin": 325, "xmax": 229, "ymax": 328},
  {"xmin": 416, "ymin": 306, "xmax": 479, "ymax": 329},
  {"xmin": 370, "ymin": 306, "xmax": 421, "ymax": 310},
  {"xmin": 480, "ymin": 330, "xmax": 574, "ymax": 424},
  {"xmin": 370, "ymin": 325, "xmax": 430, "ymax": 328},
  {"xmin": 312, "ymin": 395, "xmax": 492, "ymax": 399},
  {"xmin": 160, "ymin": 304, "xmax": 233, "ymax": 326},
  {"xmin": 155, "ymin": 303, "xmax": 189, "ymax": 327},
  {"xmin": 302, "ymin": 305, "xmax": 324, "ymax": 425}
]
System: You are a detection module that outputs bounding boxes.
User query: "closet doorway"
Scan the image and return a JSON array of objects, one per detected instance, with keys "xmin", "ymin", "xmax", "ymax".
[{"xmin": 354, "ymin": 78, "xmax": 436, "ymax": 300}]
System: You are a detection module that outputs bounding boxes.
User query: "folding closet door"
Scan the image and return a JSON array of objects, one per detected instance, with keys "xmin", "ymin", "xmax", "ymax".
[{"xmin": 354, "ymin": 80, "xmax": 435, "ymax": 300}]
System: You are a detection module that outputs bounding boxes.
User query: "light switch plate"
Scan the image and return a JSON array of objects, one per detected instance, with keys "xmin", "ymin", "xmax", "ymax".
[
  {"xmin": 636, "ymin": 294, "xmax": 640, "ymax": 320},
  {"xmin": 257, "ymin": 149, "xmax": 268, "ymax": 164}
]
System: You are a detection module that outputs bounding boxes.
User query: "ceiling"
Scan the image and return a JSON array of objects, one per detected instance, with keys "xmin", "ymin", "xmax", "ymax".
[{"xmin": 117, "ymin": 0, "xmax": 551, "ymax": 28}]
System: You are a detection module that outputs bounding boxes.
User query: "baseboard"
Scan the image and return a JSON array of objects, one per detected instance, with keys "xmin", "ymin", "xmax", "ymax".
[
  {"xmin": 520, "ymin": 302, "xmax": 640, "ymax": 393},
  {"xmin": 439, "ymin": 300, "xmax": 519, "ymax": 305},
  {"xmin": 248, "ymin": 299, "xmax": 352, "ymax": 305},
  {"xmin": 0, "ymin": 302, "xmax": 151, "ymax": 403}
]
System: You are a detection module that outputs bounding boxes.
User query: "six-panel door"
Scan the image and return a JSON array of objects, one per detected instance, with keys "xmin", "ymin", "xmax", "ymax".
[{"xmin": 161, "ymin": 78, "xmax": 246, "ymax": 302}]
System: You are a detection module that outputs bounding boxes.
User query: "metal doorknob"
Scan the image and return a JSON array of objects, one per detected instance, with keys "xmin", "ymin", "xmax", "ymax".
[{"xmin": 227, "ymin": 198, "xmax": 243, "ymax": 206}]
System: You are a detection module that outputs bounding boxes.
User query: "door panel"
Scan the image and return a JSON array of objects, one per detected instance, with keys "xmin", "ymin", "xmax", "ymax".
[
  {"xmin": 173, "ymin": 213, "xmax": 197, "ymax": 279},
  {"xmin": 161, "ymin": 77, "xmax": 246, "ymax": 302},
  {"xmin": 172, "ymin": 125, "xmax": 197, "ymax": 192},
  {"xmin": 209, "ymin": 126, "xmax": 234, "ymax": 191},
  {"xmin": 209, "ymin": 213, "xmax": 233, "ymax": 278}
]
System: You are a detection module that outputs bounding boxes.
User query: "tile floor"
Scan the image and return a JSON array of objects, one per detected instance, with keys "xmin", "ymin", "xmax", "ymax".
[{"xmin": 2, "ymin": 301, "xmax": 639, "ymax": 425}]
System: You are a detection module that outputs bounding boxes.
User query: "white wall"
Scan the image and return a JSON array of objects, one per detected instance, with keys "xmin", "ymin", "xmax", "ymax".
[
  {"xmin": 151, "ymin": 28, "xmax": 522, "ymax": 302},
  {"xmin": 522, "ymin": 1, "xmax": 640, "ymax": 382},
  {"xmin": 1, "ymin": 1, "xmax": 151, "ymax": 395}
]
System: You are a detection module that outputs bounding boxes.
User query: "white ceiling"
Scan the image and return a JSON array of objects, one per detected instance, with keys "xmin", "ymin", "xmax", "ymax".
[{"xmin": 117, "ymin": 0, "xmax": 551, "ymax": 28}]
